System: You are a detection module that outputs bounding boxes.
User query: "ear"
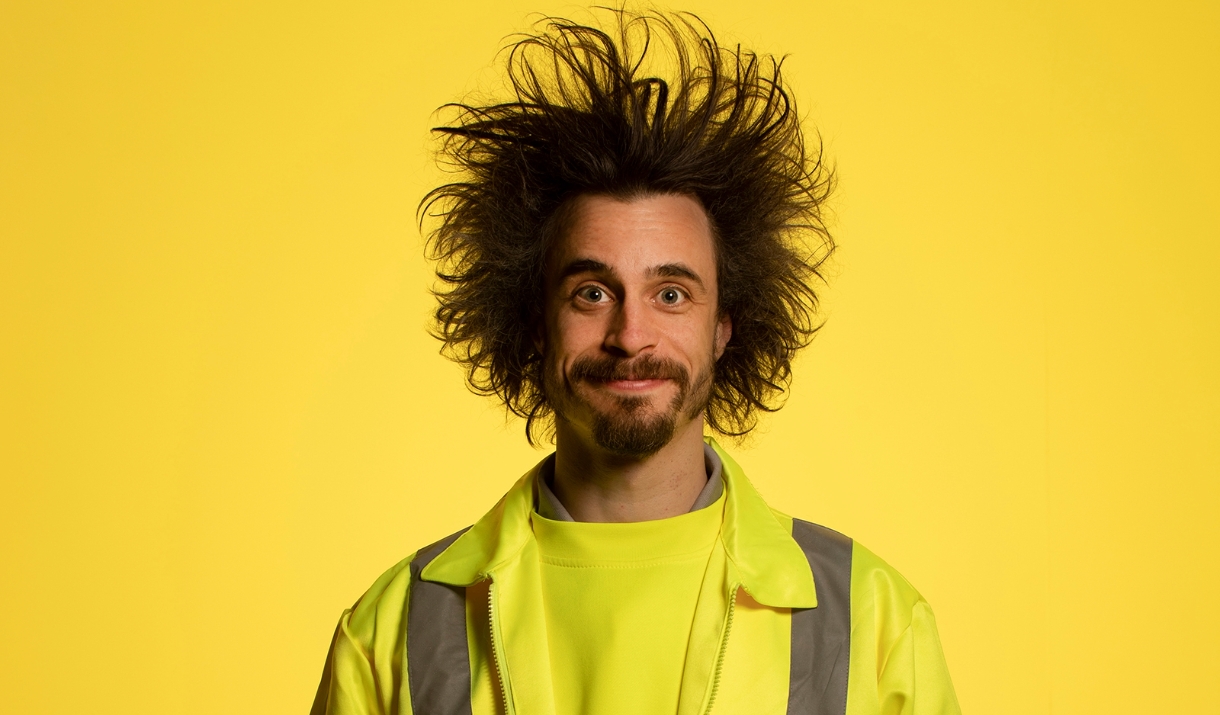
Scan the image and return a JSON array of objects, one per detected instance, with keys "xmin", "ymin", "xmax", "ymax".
[{"xmin": 713, "ymin": 312, "xmax": 732, "ymax": 360}]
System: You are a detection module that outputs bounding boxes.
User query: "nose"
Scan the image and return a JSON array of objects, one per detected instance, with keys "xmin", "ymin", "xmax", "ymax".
[{"xmin": 603, "ymin": 294, "xmax": 658, "ymax": 357}]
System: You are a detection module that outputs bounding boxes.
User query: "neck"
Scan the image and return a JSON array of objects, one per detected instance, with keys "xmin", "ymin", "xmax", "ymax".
[{"xmin": 550, "ymin": 415, "xmax": 709, "ymax": 523}]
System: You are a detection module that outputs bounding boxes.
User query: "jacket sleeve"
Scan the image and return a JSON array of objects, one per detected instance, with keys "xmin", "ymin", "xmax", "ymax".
[
  {"xmin": 875, "ymin": 600, "xmax": 961, "ymax": 715},
  {"xmin": 310, "ymin": 556, "xmax": 417, "ymax": 715},
  {"xmin": 310, "ymin": 610, "xmax": 385, "ymax": 715},
  {"xmin": 847, "ymin": 542, "xmax": 962, "ymax": 715}
]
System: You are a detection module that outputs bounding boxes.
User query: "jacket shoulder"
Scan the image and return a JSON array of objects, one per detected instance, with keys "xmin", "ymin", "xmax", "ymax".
[
  {"xmin": 770, "ymin": 509, "xmax": 926, "ymax": 621},
  {"xmin": 345, "ymin": 527, "xmax": 471, "ymax": 644},
  {"xmin": 849, "ymin": 539, "xmax": 925, "ymax": 612},
  {"xmin": 770, "ymin": 506, "xmax": 924, "ymax": 607},
  {"xmin": 770, "ymin": 507, "xmax": 855, "ymax": 556}
]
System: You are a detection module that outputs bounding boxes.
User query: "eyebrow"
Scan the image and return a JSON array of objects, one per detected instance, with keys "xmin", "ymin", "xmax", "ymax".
[
  {"xmin": 557, "ymin": 258, "xmax": 615, "ymax": 282},
  {"xmin": 647, "ymin": 262, "xmax": 705, "ymax": 290},
  {"xmin": 556, "ymin": 259, "xmax": 707, "ymax": 290}
]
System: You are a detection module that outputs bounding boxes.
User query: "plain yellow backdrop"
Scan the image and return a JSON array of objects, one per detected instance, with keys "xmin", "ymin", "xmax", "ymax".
[{"xmin": 2, "ymin": 1, "xmax": 1217, "ymax": 713}]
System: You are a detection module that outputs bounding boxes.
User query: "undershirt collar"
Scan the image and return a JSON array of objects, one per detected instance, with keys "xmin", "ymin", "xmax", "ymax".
[{"xmin": 536, "ymin": 444, "xmax": 725, "ymax": 522}]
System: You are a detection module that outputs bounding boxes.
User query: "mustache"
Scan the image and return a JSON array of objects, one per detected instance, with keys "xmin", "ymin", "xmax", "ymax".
[{"xmin": 569, "ymin": 355, "xmax": 689, "ymax": 383}]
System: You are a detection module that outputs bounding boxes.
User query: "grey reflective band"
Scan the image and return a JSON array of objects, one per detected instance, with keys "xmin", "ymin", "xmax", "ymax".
[
  {"xmin": 788, "ymin": 519, "xmax": 854, "ymax": 715},
  {"xmin": 407, "ymin": 528, "xmax": 473, "ymax": 715}
]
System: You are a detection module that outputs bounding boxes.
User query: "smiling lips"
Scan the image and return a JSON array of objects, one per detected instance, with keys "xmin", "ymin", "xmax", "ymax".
[{"xmin": 599, "ymin": 377, "xmax": 670, "ymax": 392}]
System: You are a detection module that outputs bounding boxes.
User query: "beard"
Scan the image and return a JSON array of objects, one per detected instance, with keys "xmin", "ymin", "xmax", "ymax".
[{"xmin": 545, "ymin": 352, "xmax": 714, "ymax": 458}]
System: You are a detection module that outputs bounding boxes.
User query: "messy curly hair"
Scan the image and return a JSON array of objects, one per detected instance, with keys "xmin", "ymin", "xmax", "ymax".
[{"xmin": 420, "ymin": 9, "xmax": 834, "ymax": 444}]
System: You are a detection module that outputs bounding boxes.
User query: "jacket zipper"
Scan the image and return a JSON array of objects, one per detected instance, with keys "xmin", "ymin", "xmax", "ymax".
[
  {"xmin": 703, "ymin": 586, "xmax": 738, "ymax": 715},
  {"xmin": 487, "ymin": 580, "xmax": 513, "ymax": 715}
]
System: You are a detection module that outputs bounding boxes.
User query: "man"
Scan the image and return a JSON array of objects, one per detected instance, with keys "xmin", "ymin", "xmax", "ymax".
[{"xmin": 312, "ymin": 10, "xmax": 960, "ymax": 715}]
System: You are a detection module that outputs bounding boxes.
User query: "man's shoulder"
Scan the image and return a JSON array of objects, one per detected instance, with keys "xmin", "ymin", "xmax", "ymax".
[
  {"xmin": 346, "ymin": 526, "xmax": 472, "ymax": 636},
  {"xmin": 770, "ymin": 507, "xmax": 853, "ymax": 546},
  {"xmin": 846, "ymin": 537, "xmax": 926, "ymax": 612},
  {"xmin": 772, "ymin": 507, "xmax": 925, "ymax": 611}
]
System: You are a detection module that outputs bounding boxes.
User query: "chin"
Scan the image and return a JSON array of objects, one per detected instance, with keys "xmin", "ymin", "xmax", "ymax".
[{"xmin": 590, "ymin": 411, "xmax": 677, "ymax": 457}]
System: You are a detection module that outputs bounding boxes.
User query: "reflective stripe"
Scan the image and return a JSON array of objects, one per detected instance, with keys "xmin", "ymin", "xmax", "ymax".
[
  {"xmin": 407, "ymin": 528, "xmax": 473, "ymax": 715},
  {"xmin": 788, "ymin": 519, "xmax": 853, "ymax": 715}
]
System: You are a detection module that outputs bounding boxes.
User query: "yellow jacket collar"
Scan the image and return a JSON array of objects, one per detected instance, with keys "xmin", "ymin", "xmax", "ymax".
[{"xmin": 421, "ymin": 437, "xmax": 818, "ymax": 609}]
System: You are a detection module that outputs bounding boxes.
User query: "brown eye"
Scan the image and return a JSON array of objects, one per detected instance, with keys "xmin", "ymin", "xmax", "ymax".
[{"xmin": 577, "ymin": 285, "xmax": 606, "ymax": 303}]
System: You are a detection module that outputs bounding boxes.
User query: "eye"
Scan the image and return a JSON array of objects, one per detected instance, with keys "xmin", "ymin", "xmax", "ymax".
[
  {"xmin": 658, "ymin": 287, "xmax": 686, "ymax": 306},
  {"xmin": 575, "ymin": 285, "xmax": 608, "ymax": 303}
]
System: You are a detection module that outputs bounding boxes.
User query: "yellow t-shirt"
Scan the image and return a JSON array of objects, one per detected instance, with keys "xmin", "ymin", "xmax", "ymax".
[{"xmin": 532, "ymin": 489, "xmax": 725, "ymax": 715}]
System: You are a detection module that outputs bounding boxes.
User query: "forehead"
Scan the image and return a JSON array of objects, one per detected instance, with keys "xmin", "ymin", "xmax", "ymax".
[{"xmin": 550, "ymin": 193, "xmax": 717, "ymax": 277}]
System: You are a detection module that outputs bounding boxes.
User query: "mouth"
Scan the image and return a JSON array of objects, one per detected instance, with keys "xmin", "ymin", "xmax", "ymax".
[{"xmin": 598, "ymin": 377, "xmax": 671, "ymax": 392}]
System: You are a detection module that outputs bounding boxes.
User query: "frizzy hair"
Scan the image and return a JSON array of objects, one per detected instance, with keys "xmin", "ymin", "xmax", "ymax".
[{"xmin": 419, "ymin": 9, "xmax": 835, "ymax": 444}]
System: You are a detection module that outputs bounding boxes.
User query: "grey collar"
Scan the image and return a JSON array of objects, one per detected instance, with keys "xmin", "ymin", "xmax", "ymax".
[{"xmin": 536, "ymin": 444, "xmax": 725, "ymax": 522}]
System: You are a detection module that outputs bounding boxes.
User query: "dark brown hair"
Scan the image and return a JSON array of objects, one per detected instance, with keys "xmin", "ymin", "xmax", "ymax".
[{"xmin": 420, "ymin": 9, "xmax": 834, "ymax": 443}]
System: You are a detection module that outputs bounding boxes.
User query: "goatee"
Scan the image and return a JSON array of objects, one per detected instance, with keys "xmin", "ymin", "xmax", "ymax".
[{"xmin": 549, "ymin": 353, "xmax": 714, "ymax": 457}]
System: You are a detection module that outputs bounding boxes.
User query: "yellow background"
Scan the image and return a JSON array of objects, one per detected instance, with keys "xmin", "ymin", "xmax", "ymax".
[{"xmin": 2, "ymin": 1, "xmax": 1217, "ymax": 713}]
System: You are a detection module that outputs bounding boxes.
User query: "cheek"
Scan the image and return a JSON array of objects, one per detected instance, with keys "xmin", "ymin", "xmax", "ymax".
[
  {"xmin": 679, "ymin": 315, "xmax": 719, "ymax": 351},
  {"xmin": 553, "ymin": 310, "xmax": 607, "ymax": 352}
]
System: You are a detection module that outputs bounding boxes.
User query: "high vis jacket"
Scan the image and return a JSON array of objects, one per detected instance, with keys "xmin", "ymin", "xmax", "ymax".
[{"xmin": 311, "ymin": 440, "xmax": 961, "ymax": 715}]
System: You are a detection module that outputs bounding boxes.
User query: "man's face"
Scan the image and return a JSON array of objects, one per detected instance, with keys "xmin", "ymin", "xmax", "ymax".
[{"xmin": 540, "ymin": 193, "xmax": 732, "ymax": 457}]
